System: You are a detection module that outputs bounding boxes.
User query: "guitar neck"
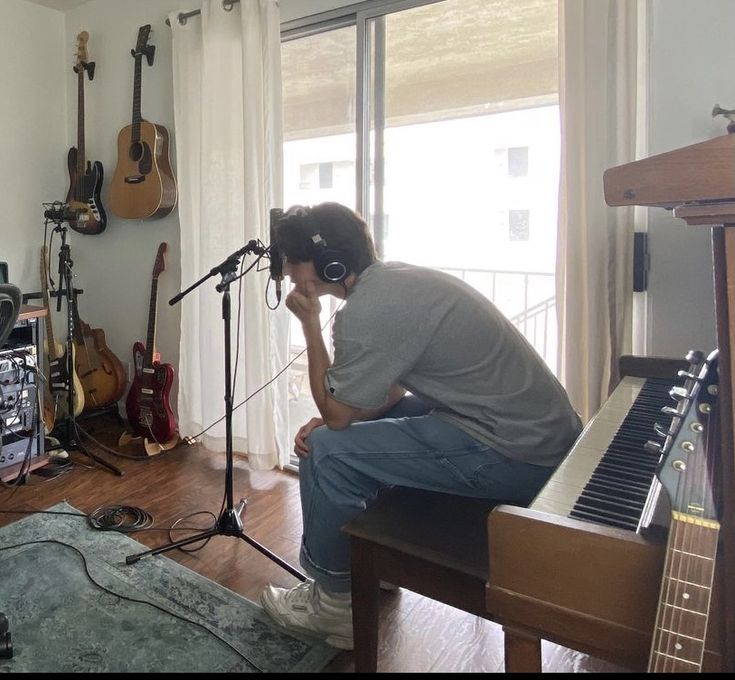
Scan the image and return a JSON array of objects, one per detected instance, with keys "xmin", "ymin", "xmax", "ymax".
[
  {"xmin": 648, "ymin": 513, "xmax": 719, "ymax": 672},
  {"xmin": 131, "ymin": 54, "xmax": 143, "ymax": 142},
  {"xmin": 77, "ymin": 66, "xmax": 86, "ymax": 180},
  {"xmin": 71, "ymin": 294, "xmax": 85, "ymax": 345},
  {"xmin": 40, "ymin": 249, "xmax": 59, "ymax": 360},
  {"xmin": 144, "ymin": 278, "xmax": 158, "ymax": 367}
]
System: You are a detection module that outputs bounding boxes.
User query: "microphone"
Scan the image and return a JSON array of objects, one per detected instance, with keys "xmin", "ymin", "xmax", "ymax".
[
  {"xmin": 43, "ymin": 204, "xmax": 78, "ymax": 223},
  {"xmin": 269, "ymin": 208, "xmax": 284, "ymax": 303}
]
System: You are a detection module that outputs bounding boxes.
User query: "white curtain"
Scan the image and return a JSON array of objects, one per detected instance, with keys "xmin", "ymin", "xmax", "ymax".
[
  {"xmin": 556, "ymin": 0, "xmax": 639, "ymax": 423},
  {"xmin": 170, "ymin": 0, "xmax": 291, "ymax": 469}
]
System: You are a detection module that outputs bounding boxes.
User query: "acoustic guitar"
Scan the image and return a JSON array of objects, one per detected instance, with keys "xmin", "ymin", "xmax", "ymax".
[
  {"xmin": 66, "ymin": 31, "xmax": 106, "ymax": 235},
  {"xmin": 110, "ymin": 25, "xmax": 177, "ymax": 220},
  {"xmin": 125, "ymin": 242, "xmax": 177, "ymax": 443},
  {"xmin": 39, "ymin": 246, "xmax": 84, "ymax": 419},
  {"xmin": 647, "ymin": 349, "xmax": 720, "ymax": 672},
  {"xmin": 72, "ymin": 295, "xmax": 127, "ymax": 411}
]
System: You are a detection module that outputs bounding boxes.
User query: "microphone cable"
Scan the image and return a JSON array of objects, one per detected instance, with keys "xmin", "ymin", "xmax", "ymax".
[{"xmin": 182, "ymin": 300, "xmax": 344, "ymax": 446}]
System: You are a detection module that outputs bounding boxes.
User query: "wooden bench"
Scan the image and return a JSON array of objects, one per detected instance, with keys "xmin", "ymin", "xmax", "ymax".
[{"xmin": 343, "ymin": 486, "xmax": 503, "ymax": 672}]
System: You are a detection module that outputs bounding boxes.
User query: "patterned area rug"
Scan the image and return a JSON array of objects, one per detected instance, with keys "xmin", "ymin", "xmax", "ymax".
[{"xmin": 0, "ymin": 502, "xmax": 339, "ymax": 672}]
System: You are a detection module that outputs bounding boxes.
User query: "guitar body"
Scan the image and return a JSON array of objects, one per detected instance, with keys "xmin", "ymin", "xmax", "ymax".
[
  {"xmin": 74, "ymin": 320, "xmax": 127, "ymax": 410},
  {"xmin": 110, "ymin": 121, "xmax": 177, "ymax": 219},
  {"xmin": 125, "ymin": 341, "xmax": 176, "ymax": 442},
  {"xmin": 45, "ymin": 338, "xmax": 85, "ymax": 418},
  {"xmin": 66, "ymin": 147, "xmax": 106, "ymax": 235}
]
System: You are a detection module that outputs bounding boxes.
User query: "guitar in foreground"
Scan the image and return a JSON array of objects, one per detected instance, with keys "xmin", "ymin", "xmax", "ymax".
[
  {"xmin": 124, "ymin": 242, "xmax": 177, "ymax": 448},
  {"xmin": 110, "ymin": 24, "xmax": 177, "ymax": 220},
  {"xmin": 39, "ymin": 245, "xmax": 84, "ymax": 421},
  {"xmin": 647, "ymin": 349, "xmax": 720, "ymax": 672},
  {"xmin": 66, "ymin": 31, "xmax": 106, "ymax": 235}
]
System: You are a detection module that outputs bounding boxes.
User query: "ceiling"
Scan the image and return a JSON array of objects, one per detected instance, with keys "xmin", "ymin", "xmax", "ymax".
[{"xmin": 24, "ymin": 0, "xmax": 91, "ymax": 11}]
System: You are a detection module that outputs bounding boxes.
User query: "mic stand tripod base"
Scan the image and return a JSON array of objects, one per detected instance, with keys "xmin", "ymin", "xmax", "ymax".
[
  {"xmin": 139, "ymin": 247, "xmax": 307, "ymax": 584},
  {"xmin": 124, "ymin": 499, "xmax": 306, "ymax": 581}
]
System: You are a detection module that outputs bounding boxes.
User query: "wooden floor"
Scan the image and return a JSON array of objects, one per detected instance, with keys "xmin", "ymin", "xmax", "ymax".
[{"xmin": 0, "ymin": 415, "xmax": 627, "ymax": 673}]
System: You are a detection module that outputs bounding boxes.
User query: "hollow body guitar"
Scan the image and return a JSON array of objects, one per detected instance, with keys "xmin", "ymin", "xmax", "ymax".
[
  {"xmin": 72, "ymin": 296, "xmax": 127, "ymax": 411},
  {"xmin": 125, "ymin": 242, "xmax": 177, "ymax": 443},
  {"xmin": 110, "ymin": 24, "xmax": 177, "ymax": 220}
]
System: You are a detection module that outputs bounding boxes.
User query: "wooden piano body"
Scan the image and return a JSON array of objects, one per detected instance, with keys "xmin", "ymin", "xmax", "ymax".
[{"xmin": 486, "ymin": 134, "xmax": 735, "ymax": 672}]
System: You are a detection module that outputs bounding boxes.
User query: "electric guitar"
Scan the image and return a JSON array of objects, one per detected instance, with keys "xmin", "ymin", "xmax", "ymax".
[
  {"xmin": 647, "ymin": 349, "xmax": 720, "ymax": 672},
  {"xmin": 125, "ymin": 242, "xmax": 176, "ymax": 442},
  {"xmin": 39, "ymin": 246, "xmax": 84, "ymax": 418},
  {"xmin": 72, "ymin": 296, "xmax": 127, "ymax": 411},
  {"xmin": 110, "ymin": 25, "xmax": 177, "ymax": 220},
  {"xmin": 66, "ymin": 31, "xmax": 106, "ymax": 235}
]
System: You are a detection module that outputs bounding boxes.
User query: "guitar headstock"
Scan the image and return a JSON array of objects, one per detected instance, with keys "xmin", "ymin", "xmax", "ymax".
[
  {"xmin": 655, "ymin": 349, "xmax": 719, "ymax": 521},
  {"xmin": 74, "ymin": 31, "xmax": 89, "ymax": 72},
  {"xmin": 152, "ymin": 242, "xmax": 168, "ymax": 280},
  {"xmin": 131, "ymin": 24, "xmax": 155, "ymax": 65}
]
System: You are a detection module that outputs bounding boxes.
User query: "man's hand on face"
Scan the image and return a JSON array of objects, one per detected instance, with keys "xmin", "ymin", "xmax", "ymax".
[{"xmin": 285, "ymin": 280, "xmax": 322, "ymax": 325}]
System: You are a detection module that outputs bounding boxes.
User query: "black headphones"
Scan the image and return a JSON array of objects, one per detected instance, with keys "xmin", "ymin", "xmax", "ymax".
[{"xmin": 310, "ymin": 234, "xmax": 351, "ymax": 283}]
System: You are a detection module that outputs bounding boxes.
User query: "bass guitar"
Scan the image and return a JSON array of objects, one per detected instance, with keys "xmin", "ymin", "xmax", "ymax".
[
  {"xmin": 40, "ymin": 245, "xmax": 84, "ymax": 418},
  {"xmin": 72, "ymin": 295, "xmax": 127, "ymax": 411},
  {"xmin": 647, "ymin": 349, "xmax": 720, "ymax": 672},
  {"xmin": 66, "ymin": 31, "xmax": 106, "ymax": 235},
  {"xmin": 110, "ymin": 25, "xmax": 177, "ymax": 220},
  {"xmin": 125, "ymin": 242, "xmax": 176, "ymax": 443}
]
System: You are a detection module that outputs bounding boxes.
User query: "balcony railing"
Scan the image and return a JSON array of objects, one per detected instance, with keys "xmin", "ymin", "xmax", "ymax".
[{"xmin": 437, "ymin": 266, "xmax": 557, "ymax": 372}]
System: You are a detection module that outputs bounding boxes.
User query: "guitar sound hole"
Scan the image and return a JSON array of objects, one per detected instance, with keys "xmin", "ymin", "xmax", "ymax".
[{"xmin": 129, "ymin": 142, "xmax": 144, "ymax": 162}]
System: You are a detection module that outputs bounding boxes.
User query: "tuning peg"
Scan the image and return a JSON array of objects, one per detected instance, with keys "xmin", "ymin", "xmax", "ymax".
[
  {"xmin": 677, "ymin": 369, "xmax": 702, "ymax": 382},
  {"xmin": 654, "ymin": 421, "xmax": 679, "ymax": 439},
  {"xmin": 669, "ymin": 386, "xmax": 691, "ymax": 402},
  {"xmin": 644, "ymin": 440, "xmax": 663, "ymax": 455},
  {"xmin": 685, "ymin": 349, "xmax": 705, "ymax": 365},
  {"xmin": 660, "ymin": 406, "xmax": 681, "ymax": 417}
]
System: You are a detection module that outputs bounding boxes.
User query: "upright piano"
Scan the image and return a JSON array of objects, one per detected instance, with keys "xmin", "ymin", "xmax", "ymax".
[{"xmin": 486, "ymin": 134, "xmax": 735, "ymax": 673}]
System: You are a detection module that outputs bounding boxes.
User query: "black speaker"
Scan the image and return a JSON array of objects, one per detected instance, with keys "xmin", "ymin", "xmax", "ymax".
[{"xmin": 311, "ymin": 234, "xmax": 350, "ymax": 283}]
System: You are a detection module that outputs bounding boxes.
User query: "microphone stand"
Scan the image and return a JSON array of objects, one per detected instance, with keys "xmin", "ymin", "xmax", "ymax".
[
  {"xmin": 125, "ymin": 241, "xmax": 305, "ymax": 581},
  {"xmin": 52, "ymin": 223, "xmax": 122, "ymax": 476}
]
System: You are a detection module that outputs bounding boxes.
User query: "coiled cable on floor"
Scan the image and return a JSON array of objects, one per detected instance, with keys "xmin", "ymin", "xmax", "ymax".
[{"xmin": 88, "ymin": 505, "xmax": 154, "ymax": 532}]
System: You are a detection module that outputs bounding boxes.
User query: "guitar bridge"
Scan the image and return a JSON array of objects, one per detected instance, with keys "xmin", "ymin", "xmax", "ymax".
[{"xmin": 125, "ymin": 175, "xmax": 145, "ymax": 184}]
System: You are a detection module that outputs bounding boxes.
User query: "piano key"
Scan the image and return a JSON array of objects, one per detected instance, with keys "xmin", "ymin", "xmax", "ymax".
[{"xmin": 530, "ymin": 375, "xmax": 682, "ymax": 528}]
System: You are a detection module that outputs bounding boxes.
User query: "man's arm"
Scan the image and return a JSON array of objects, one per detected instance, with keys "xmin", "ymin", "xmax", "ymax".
[
  {"xmin": 288, "ymin": 281, "xmax": 404, "ymax": 429},
  {"xmin": 301, "ymin": 314, "xmax": 405, "ymax": 429}
]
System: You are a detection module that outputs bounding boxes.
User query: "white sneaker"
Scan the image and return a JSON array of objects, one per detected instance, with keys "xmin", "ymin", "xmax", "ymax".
[{"xmin": 260, "ymin": 579, "xmax": 354, "ymax": 650}]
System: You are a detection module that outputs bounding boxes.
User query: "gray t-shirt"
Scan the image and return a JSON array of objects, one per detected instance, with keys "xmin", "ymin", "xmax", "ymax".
[{"xmin": 325, "ymin": 261, "xmax": 582, "ymax": 467}]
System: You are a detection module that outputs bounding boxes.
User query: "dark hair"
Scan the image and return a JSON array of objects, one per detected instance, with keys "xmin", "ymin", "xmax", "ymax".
[{"xmin": 275, "ymin": 202, "xmax": 378, "ymax": 275}]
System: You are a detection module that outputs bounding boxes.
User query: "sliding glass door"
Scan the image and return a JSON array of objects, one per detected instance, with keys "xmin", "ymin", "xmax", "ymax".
[{"xmin": 281, "ymin": 0, "xmax": 559, "ymax": 446}]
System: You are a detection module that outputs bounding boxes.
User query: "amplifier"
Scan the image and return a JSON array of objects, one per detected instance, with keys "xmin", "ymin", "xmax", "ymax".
[{"xmin": 0, "ymin": 344, "xmax": 43, "ymax": 472}]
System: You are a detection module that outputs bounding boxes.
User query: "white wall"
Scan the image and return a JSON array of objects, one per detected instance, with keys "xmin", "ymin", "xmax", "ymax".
[
  {"xmin": 60, "ymin": 0, "xmax": 183, "ymax": 408},
  {"xmin": 645, "ymin": 0, "xmax": 732, "ymax": 358},
  {"xmin": 1, "ymin": 0, "xmax": 65, "ymax": 293}
]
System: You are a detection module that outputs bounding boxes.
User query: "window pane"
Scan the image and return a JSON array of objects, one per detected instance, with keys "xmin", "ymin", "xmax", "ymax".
[
  {"xmin": 281, "ymin": 25, "xmax": 357, "ymax": 445},
  {"xmin": 368, "ymin": 0, "xmax": 559, "ymax": 373}
]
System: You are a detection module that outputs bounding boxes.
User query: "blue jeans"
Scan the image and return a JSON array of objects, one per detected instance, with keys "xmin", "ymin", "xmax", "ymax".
[{"xmin": 297, "ymin": 396, "xmax": 553, "ymax": 593}]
